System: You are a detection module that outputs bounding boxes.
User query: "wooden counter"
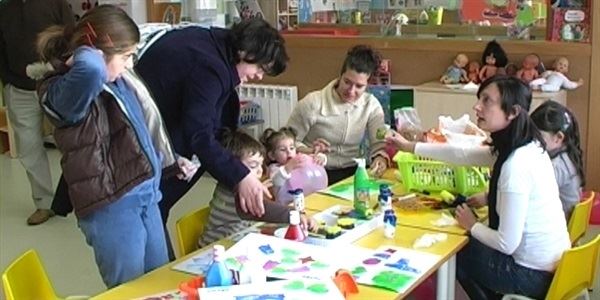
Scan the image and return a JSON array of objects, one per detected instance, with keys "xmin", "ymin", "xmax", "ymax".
[{"xmin": 413, "ymin": 81, "xmax": 567, "ymax": 129}]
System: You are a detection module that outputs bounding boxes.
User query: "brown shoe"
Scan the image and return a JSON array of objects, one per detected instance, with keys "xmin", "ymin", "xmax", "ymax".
[{"xmin": 27, "ymin": 209, "xmax": 55, "ymax": 225}]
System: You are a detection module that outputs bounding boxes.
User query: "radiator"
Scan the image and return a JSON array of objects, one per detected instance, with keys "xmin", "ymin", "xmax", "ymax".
[{"xmin": 237, "ymin": 84, "xmax": 298, "ymax": 131}]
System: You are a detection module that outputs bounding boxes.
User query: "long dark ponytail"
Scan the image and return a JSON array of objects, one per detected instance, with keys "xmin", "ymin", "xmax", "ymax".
[{"xmin": 531, "ymin": 101, "xmax": 585, "ymax": 186}]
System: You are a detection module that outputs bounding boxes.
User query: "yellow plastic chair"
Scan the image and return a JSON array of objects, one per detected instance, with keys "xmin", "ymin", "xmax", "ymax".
[
  {"xmin": 568, "ymin": 191, "xmax": 595, "ymax": 245},
  {"xmin": 175, "ymin": 206, "xmax": 210, "ymax": 257},
  {"xmin": 3, "ymin": 249, "xmax": 60, "ymax": 300},
  {"xmin": 503, "ymin": 234, "xmax": 600, "ymax": 300}
]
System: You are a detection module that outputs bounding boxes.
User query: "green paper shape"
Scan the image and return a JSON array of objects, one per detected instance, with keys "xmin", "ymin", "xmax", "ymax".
[
  {"xmin": 281, "ymin": 257, "xmax": 296, "ymax": 264},
  {"xmin": 307, "ymin": 283, "xmax": 329, "ymax": 294},
  {"xmin": 372, "ymin": 270, "xmax": 414, "ymax": 292},
  {"xmin": 224, "ymin": 257, "xmax": 240, "ymax": 270},
  {"xmin": 281, "ymin": 248, "xmax": 300, "ymax": 257},
  {"xmin": 284, "ymin": 280, "xmax": 305, "ymax": 290},
  {"xmin": 272, "ymin": 267, "xmax": 287, "ymax": 274},
  {"xmin": 351, "ymin": 266, "xmax": 367, "ymax": 275},
  {"xmin": 311, "ymin": 261, "xmax": 329, "ymax": 268}
]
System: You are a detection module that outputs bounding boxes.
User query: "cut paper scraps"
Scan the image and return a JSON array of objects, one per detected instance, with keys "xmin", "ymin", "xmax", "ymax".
[
  {"xmin": 224, "ymin": 233, "xmax": 362, "ymax": 280},
  {"xmin": 348, "ymin": 246, "xmax": 440, "ymax": 293},
  {"xmin": 320, "ymin": 179, "xmax": 397, "ymax": 201},
  {"xmin": 304, "ymin": 205, "xmax": 381, "ymax": 247},
  {"xmin": 198, "ymin": 278, "xmax": 344, "ymax": 300}
]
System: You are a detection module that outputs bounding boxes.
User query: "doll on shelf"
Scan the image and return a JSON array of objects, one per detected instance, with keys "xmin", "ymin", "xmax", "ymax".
[
  {"xmin": 516, "ymin": 53, "xmax": 541, "ymax": 84},
  {"xmin": 478, "ymin": 40, "xmax": 508, "ymax": 82},
  {"xmin": 529, "ymin": 57, "xmax": 583, "ymax": 92},
  {"xmin": 440, "ymin": 53, "xmax": 469, "ymax": 84},
  {"xmin": 466, "ymin": 61, "xmax": 481, "ymax": 84}
]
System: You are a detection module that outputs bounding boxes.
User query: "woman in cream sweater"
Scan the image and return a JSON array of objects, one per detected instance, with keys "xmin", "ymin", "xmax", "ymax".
[{"xmin": 286, "ymin": 45, "xmax": 389, "ymax": 184}]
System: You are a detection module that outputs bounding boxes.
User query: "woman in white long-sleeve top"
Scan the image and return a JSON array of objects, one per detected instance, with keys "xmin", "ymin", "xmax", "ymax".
[{"xmin": 387, "ymin": 75, "xmax": 570, "ymax": 299}]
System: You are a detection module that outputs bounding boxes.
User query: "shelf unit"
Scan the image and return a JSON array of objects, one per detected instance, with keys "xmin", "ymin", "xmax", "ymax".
[{"xmin": 277, "ymin": 0, "xmax": 298, "ymax": 30}]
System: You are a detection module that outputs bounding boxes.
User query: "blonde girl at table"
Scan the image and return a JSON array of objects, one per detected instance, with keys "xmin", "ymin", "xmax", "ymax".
[
  {"xmin": 199, "ymin": 129, "xmax": 317, "ymax": 248},
  {"xmin": 386, "ymin": 76, "xmax": 570, "ymax": 299},
  {"xmin": 285, "ymin": 45, "xmax": 389, "ymax": 184}
]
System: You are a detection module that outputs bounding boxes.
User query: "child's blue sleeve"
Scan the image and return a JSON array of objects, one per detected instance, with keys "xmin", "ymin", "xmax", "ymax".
[{"xmin": 45, "ymin": 46, "xmax": 108, "ymax": 125}]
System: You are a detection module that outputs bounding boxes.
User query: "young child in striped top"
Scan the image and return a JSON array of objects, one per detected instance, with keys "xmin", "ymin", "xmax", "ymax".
[{"xmin": 199, "ymin": 129, "xmax": 316, "ymax": 248}]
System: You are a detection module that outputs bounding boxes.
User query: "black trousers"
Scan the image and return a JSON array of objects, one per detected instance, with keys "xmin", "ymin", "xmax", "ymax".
[{"xmin": 326, "ymin": 166, "xmax": 358, "ymax": 185}]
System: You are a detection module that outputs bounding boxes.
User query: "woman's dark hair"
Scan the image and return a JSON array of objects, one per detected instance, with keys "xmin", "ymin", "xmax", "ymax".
[
  {"xmin": 481, "ymin": 40, "xmax": 508, "ymax": 68},
  {"xmin": 478, "ymin": 75, "xmax": 545, "ymax": 154},
  {"xmin": 229, "ymin": 19, "xmax": 289, "ymax": 76},
  {"xmin": 340, "ymin": 45, "xmax": 381, "ymax": 76},
  {"xmin": 37, "ymin": 5, "xmax": 139, "ymax": 62},
  {"xmin": 531, "ymin": 101, "xmax": 585, "ymax": 186},
  {"xmin": 260, "ymin": 127, "xmax": 297, "ymax": 161},
  {"xmin": 219, "ymin": 128, "xmax": 265, "ymax": 160}
]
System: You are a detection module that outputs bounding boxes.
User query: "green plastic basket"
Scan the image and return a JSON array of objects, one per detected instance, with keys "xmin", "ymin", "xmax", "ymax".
[{"xmin": 393, "ymin": 151, "xmax": 489, "ymax": 196}]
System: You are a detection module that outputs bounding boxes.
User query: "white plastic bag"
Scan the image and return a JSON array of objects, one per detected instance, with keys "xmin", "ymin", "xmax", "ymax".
[
  {"xmin": 394, "ymin": 107, "xmax": 424, "ymax": 141},
  {"xmin": 438, "ymin": 114, "xmax": 487, "ymax": 147}
]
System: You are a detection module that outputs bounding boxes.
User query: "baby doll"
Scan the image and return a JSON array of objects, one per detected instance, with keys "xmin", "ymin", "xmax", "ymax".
[
  {"xmin": 529, "ymin": 57, "xmax": 583, "ymax": 92},
  {"xmin": 479, "ymin": 40, "xmax": 508, "ymax": 82},
  {"xmin": 516, "ymin": 53, "xmax": 540, "ymax": 84},
  {"xmin": 440, "ymin": 53, "xmax": 469, "ymax": 84},
  {"xmin": 467, "ymin": 61, "xmax": 481, "ymax": 84}
]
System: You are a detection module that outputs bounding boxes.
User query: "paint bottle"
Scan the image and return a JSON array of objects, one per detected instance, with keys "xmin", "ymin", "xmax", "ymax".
[
  {"xmin": 284, "ymin": 210, "xmax": 306, "ymax": 242},
  {"xmin": 289, "ymin": 188, "xmax": 305, "ymax": 213},
  {"xmin": 353, "ymin": 158, "xmax": 371, "ymax": 219},
  {"xmin": 383, "ymin": 209, "xmax": 397, "ymax": 239},
  {"xmin": 378, "ymin": 184, "xmax": 392, "ymax": 213},
  {"xmin": 205, "ymin": 245, "xmax": 233, "ymax": 287}
]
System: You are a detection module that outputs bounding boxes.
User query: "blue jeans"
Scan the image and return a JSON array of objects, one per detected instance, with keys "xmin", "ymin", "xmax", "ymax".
[
  {"xmin": 78, "ymin": 196, "xmax": 168, "ymax": 288},
  {"xmin": 457, "ymin": 238, "xmax": 554, "ymax": 300}
]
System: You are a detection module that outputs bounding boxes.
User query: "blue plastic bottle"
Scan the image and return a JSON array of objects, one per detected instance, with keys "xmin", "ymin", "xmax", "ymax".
[
  {"xmin": 205, "ymin": 245, "xmax": 233, "ymax": 287},
  {"xmin": 383, "ymin": 209, "xmax": 397, "ymax": 239},
  {"xmin": 378, "ymin": 184, "xmax": 392, "ymax": 213}
]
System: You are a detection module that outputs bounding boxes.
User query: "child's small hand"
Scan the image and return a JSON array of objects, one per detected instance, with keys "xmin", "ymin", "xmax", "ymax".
[
  {"xmin": 300, "ymin": 214, "xmax": 318, "ymax": 232},
  {"xmin": 262, "ymin": 178, "xmax": 273, "ymax": 189},
  {"xmin": 176, "ymin": 155, "xmax": 200, "ymax": 182},
  {"xmin": 466, "ymin": 192, "xmax": 487, "ymax": 208},
  {"xmin": 311, "ymin": 153, "xmax": 327, "ymax": 166},
  {"xmin": 284, "ymin": 154, "xmax": 308, "ymax": 172}
]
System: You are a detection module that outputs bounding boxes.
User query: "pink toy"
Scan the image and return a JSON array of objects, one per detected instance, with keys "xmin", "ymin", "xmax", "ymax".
[{"xmin": 277, "ymin": 162, "xmax": 328, "ymax": 203}]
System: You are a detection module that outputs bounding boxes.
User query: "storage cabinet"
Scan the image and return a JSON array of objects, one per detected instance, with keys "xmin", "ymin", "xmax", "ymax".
[
  {"xmin": 413, "ymin": 81, "xmax": 567, "ymax": 129},
  {"xmin": 277, "ymin": 0, "xmax": 298, "ymax": 30}
]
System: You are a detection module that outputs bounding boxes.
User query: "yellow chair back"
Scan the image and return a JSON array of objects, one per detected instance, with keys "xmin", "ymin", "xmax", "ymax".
[
  {"xmin": 545, "ymin": 235, "xmax": 600, "ymax": 300},
  {"xmin": 175, "ymin": 206, "xmax": 210, "ymax": 257},
  {"xmin": 2, "ymin": 249, "xmax": 60, "ymax": 300},
  {"xmin": 567, "ymin": 191, "xmax": 595, "ymax": 244}
]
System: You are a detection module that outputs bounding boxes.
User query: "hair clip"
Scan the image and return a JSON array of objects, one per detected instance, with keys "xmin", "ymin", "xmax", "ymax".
[
  {"xmin": 85, "ymin": 33, "xmax": 94, "ymax": 47},
  {"xmin": 562, "ymin": 111, "xmax": 571, "ymax": 131},
  {"xmin": 86, "ymin": 22, "xmax": 97, "ymax": 38},
  {"xmin": 105, "ymin": 33, "xmax": 114, "ymax": 48}
]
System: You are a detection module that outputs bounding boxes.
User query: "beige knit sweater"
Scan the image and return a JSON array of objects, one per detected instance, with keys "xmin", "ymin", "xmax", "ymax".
[{"xmin": 286, "ymin": 79, "xmax": 387, "ymax": 169}]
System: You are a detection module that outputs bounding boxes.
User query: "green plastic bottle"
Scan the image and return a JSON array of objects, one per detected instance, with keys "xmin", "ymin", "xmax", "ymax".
[{"xmin": 353, "ymin": 158, "xmax": 371, "ymax": 219}]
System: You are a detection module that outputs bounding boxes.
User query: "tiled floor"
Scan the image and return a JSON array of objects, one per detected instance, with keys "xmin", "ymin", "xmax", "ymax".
[
  {"xmin": 1, "ymin": 148, "xmax": 599, "ymax": 298},
  {"xmin": 0, "ymin": 149, "xmax": 215, "ymax": 297}
]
